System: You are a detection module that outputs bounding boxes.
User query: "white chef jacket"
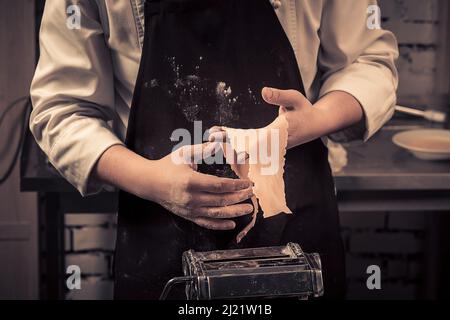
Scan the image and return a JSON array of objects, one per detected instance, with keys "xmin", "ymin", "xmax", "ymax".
[{"xmin": 30, "ymin": 0, "xmax": 399, "ymax": 196}]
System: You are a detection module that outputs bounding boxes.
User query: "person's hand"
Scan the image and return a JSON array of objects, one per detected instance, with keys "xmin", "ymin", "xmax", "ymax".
[
  {"xmin": 261, "ymin": 87, "xmax": 315, "ymax": 149},
  {"xmin": 261, "ymin": 87, "xmax": 364, "ymax": 148},
  {"xmin": 208, "ymin": 87, "xmax": 317, "ymax": 151},
  {"xmin": 144, "ymin": 144, "xmax": 255, "ymax": 231}
]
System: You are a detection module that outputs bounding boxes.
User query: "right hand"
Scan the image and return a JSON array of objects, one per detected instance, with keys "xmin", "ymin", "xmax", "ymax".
[{"xmin": 141, "ymin": 143, "xmax": 255, "ymax": 231}]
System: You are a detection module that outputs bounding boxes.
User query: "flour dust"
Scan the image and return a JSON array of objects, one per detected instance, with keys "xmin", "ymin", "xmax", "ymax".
[{"xmin": 150, "ymin": 56, "xmax": 259, "ymax": 124}]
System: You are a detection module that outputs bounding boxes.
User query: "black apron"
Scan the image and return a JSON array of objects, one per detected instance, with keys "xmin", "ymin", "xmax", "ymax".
[{"xmin": 115, "ymin": 0, "xmax": 345, "ymax": 299}]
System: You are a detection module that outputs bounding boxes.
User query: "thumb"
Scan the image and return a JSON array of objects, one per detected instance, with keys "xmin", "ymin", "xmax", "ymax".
[{"xmin": 261, "ymin": 87, "xmax": 306, "ymax": 109}]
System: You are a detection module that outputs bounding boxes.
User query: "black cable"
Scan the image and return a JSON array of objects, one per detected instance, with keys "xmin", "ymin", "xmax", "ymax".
[{"xmin": 0, "ymin": 97, "xmax": 31, "ymax": 185}]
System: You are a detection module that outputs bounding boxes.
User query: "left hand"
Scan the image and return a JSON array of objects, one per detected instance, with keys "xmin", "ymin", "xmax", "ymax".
[
  {"xmin": 261, "ymin": 87, "xmax": 316, "ymax": 149},
  {"xmin": 208, "ymin": 87, "xmax": 317, "ymax": 150},
  {"xmin": 209, "ymin": 87, "xmax": 364, "ymax": 150}
]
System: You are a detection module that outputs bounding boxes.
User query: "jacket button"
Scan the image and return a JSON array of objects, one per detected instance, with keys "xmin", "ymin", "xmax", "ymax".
[{"xmin": 270, "ymin": 0, "xmax": 282, "ymax": 9}]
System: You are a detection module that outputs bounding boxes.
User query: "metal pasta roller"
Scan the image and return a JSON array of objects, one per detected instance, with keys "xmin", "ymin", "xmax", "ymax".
[{"xmin": 160, "ymin": 243, "xmax": 324, "ymax": 300}]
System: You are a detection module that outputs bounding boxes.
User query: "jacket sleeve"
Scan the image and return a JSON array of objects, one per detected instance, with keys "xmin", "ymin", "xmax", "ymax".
[
  {"xmin": 30, "ymin": 0, "xmax": 124, "ymax": 196},
  {"xmin": 318, "ymin": 0, "xmax": 399, "ymax": 142}
]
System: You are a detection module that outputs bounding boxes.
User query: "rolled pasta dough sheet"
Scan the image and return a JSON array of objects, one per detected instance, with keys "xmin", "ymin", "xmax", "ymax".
[{"xmin": 221, "ymin": 116, "xmax": 292, "ymax": 242}]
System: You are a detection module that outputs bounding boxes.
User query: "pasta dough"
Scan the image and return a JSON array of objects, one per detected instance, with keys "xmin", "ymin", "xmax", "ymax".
[{"xmin": 215, "ymin": 116, "xmax": 292, "ymax": 242}]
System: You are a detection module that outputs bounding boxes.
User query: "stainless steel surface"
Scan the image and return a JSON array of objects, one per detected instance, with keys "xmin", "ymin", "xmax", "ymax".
[
  {"xmin": 181, "ymin": 243, "xmax": 323, "ymax": 300},
  {"xmin": 335, "ymin": 124, "xmax": 450, "ymax": 191}
]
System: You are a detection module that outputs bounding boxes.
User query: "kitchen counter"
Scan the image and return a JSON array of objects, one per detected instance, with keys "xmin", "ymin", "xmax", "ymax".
[{"xmin": 336, "ymin": 124, "xmax": 450, "ymax": 191}]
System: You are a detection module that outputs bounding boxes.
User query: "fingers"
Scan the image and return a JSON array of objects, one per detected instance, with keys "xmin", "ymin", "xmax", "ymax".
[
  {"xmin": 177, "ymin": 142, "xmax": 220, "ymax": 162},
  {"xmin": 188, "ymin": 171, "xmax": 252, "ymax": 193},
  {"xmin": 208, "ymin": 130, "xmax": 227, "ymax": 143},
  {"xmin": 208, "ymin": 129, "xmax": 249, "ymax": 165},
  {"xmin": 196, "ymin": 203, "xmax": 254, "ymax": 219},
  {"xmin": 208, "ymin": 126, "xmax": 225, "ymax": 136},
  {"xmin": 261, "ymin": 87, "xmax": 306, "ymax": 109},
  {"xmin": 192, "ymin": 187, "xmax": 254, "ymax": 207},
  {"xmin": 190, "ymin": 217, "xmax": 236, "ymax": 230}
]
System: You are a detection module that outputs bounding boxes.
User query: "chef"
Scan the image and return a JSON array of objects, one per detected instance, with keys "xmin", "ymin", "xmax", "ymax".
[{"xmin": 30, "ymin": 0, "xmax": 398, "ymax": 299}]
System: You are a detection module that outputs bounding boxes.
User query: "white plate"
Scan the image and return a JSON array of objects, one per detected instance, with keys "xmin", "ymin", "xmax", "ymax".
[{"xmin": 392, "ymin": 129, "xmax": 450, "ymax": 161}]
